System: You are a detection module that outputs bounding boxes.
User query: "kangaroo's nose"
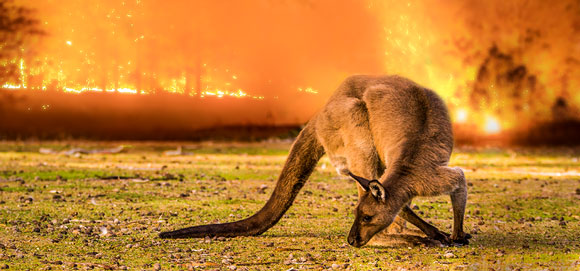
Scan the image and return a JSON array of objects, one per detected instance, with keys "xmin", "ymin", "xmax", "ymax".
[
  {"xmin": 348, "ymin": 234, "xmax": 362, "ymax": 247},
  {"xmin": 347, "ymin": 235, "xmax": 355, "ymax": 246}
]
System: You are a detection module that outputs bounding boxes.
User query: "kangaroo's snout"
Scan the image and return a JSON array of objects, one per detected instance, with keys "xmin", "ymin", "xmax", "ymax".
[
  {"xmin": 348, "ymin": 223, "xmax": 365, "ymax": 248},
  {"xmin": 347, "ymin": 233, "xmax": 363, "ymax": 247}
]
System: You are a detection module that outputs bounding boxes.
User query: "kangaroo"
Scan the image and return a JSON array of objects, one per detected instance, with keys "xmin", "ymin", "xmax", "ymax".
[{"xmin": 159, "ymin": 75, "xmax": 470, "ymax": 247}]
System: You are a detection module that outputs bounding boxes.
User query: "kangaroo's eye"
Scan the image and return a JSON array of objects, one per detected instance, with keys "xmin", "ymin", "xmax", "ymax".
[{"xmin": 362, "ymin": 215, "xmax": 373, "ymax": 222}]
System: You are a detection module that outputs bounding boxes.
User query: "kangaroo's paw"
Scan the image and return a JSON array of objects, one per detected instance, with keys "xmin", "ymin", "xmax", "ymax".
[
  {"xmin": 429, "ymin": 230, "xmax": 452, "ymax": 246},
  {"xmin": 451, "ymin": 233, "xmax": 471, "ymax": 246}
]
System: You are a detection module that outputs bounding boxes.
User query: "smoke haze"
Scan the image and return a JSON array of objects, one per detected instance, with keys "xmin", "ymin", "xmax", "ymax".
[{"xmin": 3, "ymin": 0, "xmax": 580, "ymax": 140}]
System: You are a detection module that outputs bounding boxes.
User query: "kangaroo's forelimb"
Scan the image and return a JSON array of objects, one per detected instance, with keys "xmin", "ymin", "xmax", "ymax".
[{"xmin": 399, "ymin": 206, "xmax": 451, "ymax": 244}]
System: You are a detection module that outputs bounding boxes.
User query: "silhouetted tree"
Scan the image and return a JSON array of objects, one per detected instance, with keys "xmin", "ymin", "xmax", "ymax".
[{"xmin": 0, "ymin": 0, "xmax": 43, "ymax": 86}]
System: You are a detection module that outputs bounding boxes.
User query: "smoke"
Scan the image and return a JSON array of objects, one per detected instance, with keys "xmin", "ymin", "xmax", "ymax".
[
  {"xmin": 22, "ymin": 0, "xmax": 385, "ymax": 121},
  {"xmin": 12, "ymin": 0, "xmax": 580, "ymax": 136}
]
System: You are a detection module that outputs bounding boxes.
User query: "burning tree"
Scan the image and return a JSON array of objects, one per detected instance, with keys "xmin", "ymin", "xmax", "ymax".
[
  {"xmin": 463, "ymin": 0, "xmax": 580, "ymax": 126},
  {"xmin": 470, "ymin": 46, "xmax": 548, "ymax": 130},
  {"xmin": 0, "ymin": 0, "xmax": 42, "ymax": 86}
]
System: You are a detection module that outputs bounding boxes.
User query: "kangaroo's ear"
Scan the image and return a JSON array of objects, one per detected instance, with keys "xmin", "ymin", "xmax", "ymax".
[
  {"xmin": 348, "ymin": 172, "xmax": 371, "ymax": 191},
  {"xmin": 369, "ymin": 181, "xmax": 387, "ymax": 202}
]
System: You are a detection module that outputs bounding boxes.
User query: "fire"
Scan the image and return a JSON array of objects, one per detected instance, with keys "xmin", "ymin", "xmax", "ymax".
[
  {"xmin": 4, "ymin": 52, "xmax": 309, "ymax": 99},
  {"xmin": 484, "ymin": 115, "xmax": 501, "ymax": 134},
  {"xmin": 1, "ymin": 0, "xmax": 578, "ymax": 138},
  {"xmin": 454, "ymin": 108, "xmax": 504, "ymax": 134},
  {"xmin": 199, "ymin": 89, "xmax": 258, "ymax": 99},
  {"xmin": 4, "ymin": 37, "xmax": 314, "ymax": 100},
  {"xmin": 455, "ymin": 108, "xmax": 468, "ymax": 123},
  {"xmin": 116, "ymin": 88, "xmax": 138, "ymax": 94}
]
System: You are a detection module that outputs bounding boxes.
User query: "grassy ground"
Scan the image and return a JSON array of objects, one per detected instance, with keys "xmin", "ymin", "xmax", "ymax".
[{"xmin": 0, "ymin": 141, "xmax": 579, "ymax": 270}]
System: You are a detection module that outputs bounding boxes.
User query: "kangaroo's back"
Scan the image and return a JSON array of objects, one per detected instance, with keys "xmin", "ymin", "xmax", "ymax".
[{"xmin": 315, "ymin": 75, "xmax": 453, "ymax": 171}]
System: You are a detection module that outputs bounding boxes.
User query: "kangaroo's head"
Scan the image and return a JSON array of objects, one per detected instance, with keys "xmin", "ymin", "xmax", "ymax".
[{"xmin": 347, "ymin": 173, "xmax": 403, "ymax": 247}]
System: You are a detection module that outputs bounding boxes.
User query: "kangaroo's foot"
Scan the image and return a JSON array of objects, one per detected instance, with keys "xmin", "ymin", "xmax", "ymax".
[
  {"xmin": 450, "ymin": 232, "xmax": 472, "ymax": 245},
  {"xmin": 430, "ymin": 231, "xmax": 472, "ymax": 246},
  {"xmin": 430, "ymin": 229, "xmax": 452, "ymax": 245}
]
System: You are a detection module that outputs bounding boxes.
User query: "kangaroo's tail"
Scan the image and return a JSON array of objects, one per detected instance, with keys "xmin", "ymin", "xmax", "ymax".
[{"xmin": 159, "ymin": 122, "xmax": 325, "ymax": 238}]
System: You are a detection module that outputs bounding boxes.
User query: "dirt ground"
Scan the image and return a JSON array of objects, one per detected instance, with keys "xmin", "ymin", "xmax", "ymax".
[{"xmin": 0, "ymin": 141, "xmax": 579, "ymax": 270}]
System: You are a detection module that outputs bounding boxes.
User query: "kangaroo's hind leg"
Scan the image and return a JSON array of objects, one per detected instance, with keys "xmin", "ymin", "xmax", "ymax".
[
  {"xmin": 405, "ymin": 166, "xmax": 471, "ymax": 245},
  {"xmin": 427, "ymin": 166, "xmax": 471, "ymax": 244}
]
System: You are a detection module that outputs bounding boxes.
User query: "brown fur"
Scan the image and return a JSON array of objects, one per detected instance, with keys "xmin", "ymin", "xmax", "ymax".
[{"xmin": 159, "ymin": 75, "xmax": 469, "ymax": 247}]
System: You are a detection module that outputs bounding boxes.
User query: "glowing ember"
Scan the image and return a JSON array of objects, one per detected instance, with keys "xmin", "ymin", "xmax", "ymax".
[
  {"xmin": 2, "ymin": 84, "xmax": 22, "ymax": 89},
  {"xmin": 298, "ymin": 87, "xmax": 318, "ymax": 94},
  {"xmin": 199, "ymin": 89, "xmax": 255, "ymax": 98},
  {"xmin": 484, "ymin": 116, "xmax": 501, "ymax": 134}
]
